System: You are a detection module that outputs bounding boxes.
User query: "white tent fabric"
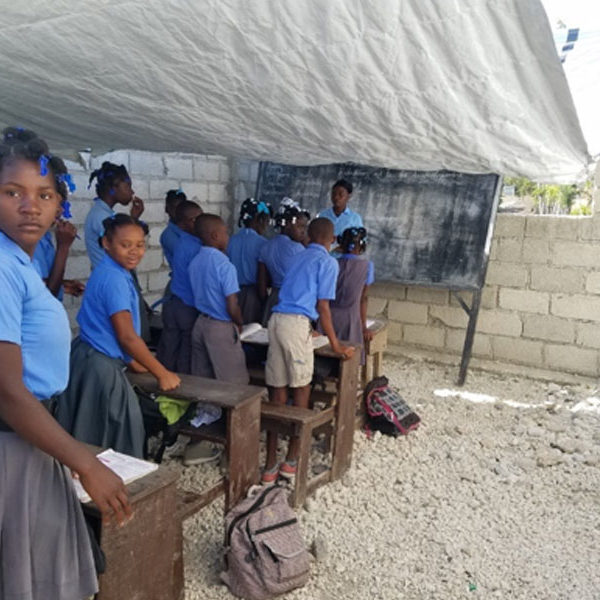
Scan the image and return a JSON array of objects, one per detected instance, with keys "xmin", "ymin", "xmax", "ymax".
[{"xmin": 0, "ymin": 0, "xmax": 590, "ymax": 181}]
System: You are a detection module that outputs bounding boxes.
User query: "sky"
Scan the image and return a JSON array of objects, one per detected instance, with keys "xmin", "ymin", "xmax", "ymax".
[{"xmin": 541, "ymin": 0, "xmax": 600, "ymax": 158}]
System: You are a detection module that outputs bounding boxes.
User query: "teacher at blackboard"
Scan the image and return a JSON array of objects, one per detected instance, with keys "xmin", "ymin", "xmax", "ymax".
[{"xmin": 319, "ymin": 179, "xmax": 363, "ymax": 236}]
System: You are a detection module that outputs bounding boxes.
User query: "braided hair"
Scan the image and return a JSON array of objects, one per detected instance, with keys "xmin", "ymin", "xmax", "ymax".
[
  {"xmin": 274, "ymin": 197, "xmax": 310, "ymax": 229},
  {"xmin": 238, "ymin": 197, "xmax": 273, "ymax": 228},
  {"xmin": 88, "ymin": 161, "xmax": 130, "ymax": 198},
  {"xmin": 338, "ymin": 226, "xmax": 368, "ymax": 253},
  {"xmin": 0, "ymin": 127, "xmax": 75, "ymax": 212},
  {"xmin": 101, "ymin": 213, "xmax": 148, "ymax": 244}
]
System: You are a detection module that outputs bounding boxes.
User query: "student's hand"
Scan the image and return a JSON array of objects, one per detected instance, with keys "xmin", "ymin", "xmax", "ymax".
[
  {"xmin": 78, "ymin": 460, "xmax": 132, "ymax": 526},
  {"xmin": 158, "ymin": 370, "xmax": 181, "ymax": 391},
  {"xmin": 363, "ymin": 328, "xmax": 374, "ymax": 343},
  {"xmin": 63, "ymin": 279, "xmax": 85, "ymax": 296},
  {"xmin": 54, "ymin": 219, "xmax": 78, "ymax": 249},
  {"xmin": 130, "ymin": 196, "xmax": 145, "ymax": 219},
  {"xmin": 332, "ymin": 343, "xmax": 355, "ymax": 360}
]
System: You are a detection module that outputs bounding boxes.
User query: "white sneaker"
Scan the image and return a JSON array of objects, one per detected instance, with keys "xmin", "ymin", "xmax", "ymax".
[{"xmin": 183, "ymin": 441, "xmax": 221, "ymax": 466}]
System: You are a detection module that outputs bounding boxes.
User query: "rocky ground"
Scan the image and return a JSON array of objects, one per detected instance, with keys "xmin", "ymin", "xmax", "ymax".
[{"xmin": 164, "ymin": 355, "xmax": 600, "ymax": 600}]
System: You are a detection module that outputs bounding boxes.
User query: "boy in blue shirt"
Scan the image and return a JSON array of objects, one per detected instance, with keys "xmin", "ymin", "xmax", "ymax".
[
  {"xmin": 159, "ymin": 189, "xmax": 186, "ymax": 269},
  {"xmin": 263, "ymin": 217, "xmax": 354, "ymax": 483},
  {"xmin": 157, "ymin": 200, "xmax": 203, "ymax": 373},
  {"xmin": 189, "ymin": 214, "xmax": 249, "ymax": 384}
]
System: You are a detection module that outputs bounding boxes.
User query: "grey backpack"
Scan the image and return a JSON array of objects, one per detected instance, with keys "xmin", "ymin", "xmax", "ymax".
[{"xmin": 221, "ymin": 485, "xmax": 310, "ymax": 599}]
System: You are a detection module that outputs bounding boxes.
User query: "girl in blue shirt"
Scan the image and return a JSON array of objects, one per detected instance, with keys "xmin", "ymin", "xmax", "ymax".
[
  {"xmin": 227, "ymin": 197, "xmax": 272, "ymax": 323},
  {"xmin": 58, "ymin": 214, "xmax": 181, "ymax": 458},
  {"xmin": 257, "ymin": 199, "xmax": 310, "ymax": 326},
  {"xmin": 0, "ymin": 127, "xmax": 130, "ymax": 600}
]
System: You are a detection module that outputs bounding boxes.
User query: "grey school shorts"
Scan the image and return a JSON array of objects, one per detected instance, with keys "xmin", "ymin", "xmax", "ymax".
[{"xmin": 265, "ymin": 312, "xmax": 314, "ymax": 388}]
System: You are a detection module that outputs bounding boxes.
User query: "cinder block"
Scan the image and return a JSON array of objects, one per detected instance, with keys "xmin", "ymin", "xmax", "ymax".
[
  {"xmin": 145, "ymin": 292, "xmax": 163, "ymax": 308},
  {"xmin": 498, "ymin": 288, "xmax": 549, "ymax": 314},
  {"xmin": 148, "ymin": 225, "xmax": 163, "ymax": 248},
  {"xmin": 140, "ymin": 202, "xmax": 168, "ymax": 225},
  {"xmin": 70, "ymin": 199, "xmax": 94, "ymax": 226},
  {"xmin": 476, "ymin": 309, "xmax": 522, "ymax": 337},
  {"xmin": 545, "ymin": 344, "xmax": 597, "ymax": 376},
  {"xmin": 405, "ymin": 287, "xmax": 449, "ymax": 305},
  {"xmin": 164, "ymin": 155, "xmax": 193, "ymax": 180},
  {"xmin": 219, "ymin": 161, "xmax": 231, "ymax": 183},
  {"xmin": 69, "ymin": 172, "xmax": 96, "ymax": 200},
  {"xmin": 193, "ymin": 157, "xmax": 221, "ymax": 181},
  {"xmin": 90, "ymin": 150, "xmax": 130, "ymax": 171},
  {"xmin": 485, "ymin": 262, "xmax": 528, "ymax": 287},
  {"xmin": 522, "ymin": 315, "xmax": 575, "ymax": 343},
  {"xmin": 65, "ymin": 255, "xmax": 91, "ymax": 280},
  {"xmin": 369, "ymin": 282, "xmax": 406, "ymax": 300},
  {"xmin": 489, "ymin": 239, "xmax": 498, "ymax": 261},
  {"xmin": 585, "ymin": 272, "xmax": 600, "ymax": 294},
  {"xmin": 388, "ymin": 301, "xmax": 428, "ymax": 324},
  {"xmin": 430, "ymin": 305, "xmax": 468, "ymax": 328},
  {"xmin": 233, "ymin": 160, "xmax": 251, "ymax": 181},
  {"xmin": 69, "ymin": 237, "xmax": 87, "ymax": 254},
  {"xmin": 208, "ymin": 183, "xmax": 228, "ymax": 204},
  {"xmin": 530, "ymin": 266, "xmax": 583, "ymax": 293},
  {"xmin": 450, "ymin": 287, "xmax": 498, "ymax": 310},
  {"xmin": 148, "ymin": 270, "xmax": 170, "ymax": 293},
  {"xmin": 148, "ymin": 179, "xmax": 181, "ymax": 202},
  {"xmin": 64, "ymin": 159, "xmax": 86, "ymax": 173},
  {"xmin": 249, "ymin": 162, "xmax": 260, "ymax": 181},
  {"xmin": 521, "ymin": 238, "xmax": 550, "ymax": 264},
  {"xmin": 492, "ymin": 336, "xmax": 543, "ymax": 367},
  {"xmin": 387, "ymin": 321, "xmax": 403, "ymax": 344},
  {"xmin": 445, "ymin": 328, "xmax": 492, "ymax": 358},
  {"xmin": 551, "ymin": 294, "xmax": 600, "ymax": 322},
  {"xmin": 576, "ymin": 323, "xmax": 600, "ymax": 349},
  {"xmin": 366, "ymin": 296, "xmax": 388, "ymax": 316},
  {"xmin": 138, "ymin": 249, "xmax": 164, "ymax": 272},
  {"xmin": 184, "ymin": 182, "xmax": 209, "ymax": 205},
  {"xmin": 552, "ymin": 241, "xmax": 599, "ymax": 268},
  {"xmin": 403, "ymin": 324, "xmax": 445, "ymax": 348},
  {"xmin": 494, "ymin": 214, "xmax": 526, "ymax": 238},
  {"xmin": 525, "ymin": 216, "xmax": 549, "ymax": 238},
  {"xmin": 525, "ymin": 216, "xmax": 581, "ymax": 240},
  {"xmin": 496, "ymin": 238, "xmax": 522, "ymax": 262},
  {"xmin": 129, "ymin": 152, "xmax": 165, "ymax": 177},
  {"xmin": 578, "ymin": 218, "xmax": 600, "ymax": 241}
]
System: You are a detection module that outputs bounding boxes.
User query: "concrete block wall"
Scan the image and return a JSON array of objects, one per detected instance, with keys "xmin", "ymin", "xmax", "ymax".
[
  {"xmin": 60, "ymin": 150, "xmax": 232, "ymax": 328},
  {"xmin": 369, "ymin": 210, "xmax": 600, "ymax": 378}
]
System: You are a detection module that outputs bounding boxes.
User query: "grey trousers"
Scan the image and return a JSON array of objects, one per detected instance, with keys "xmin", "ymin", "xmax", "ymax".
[{"xmin": 191, "ymin": 314, "xmax": 249, "ymax": 384}]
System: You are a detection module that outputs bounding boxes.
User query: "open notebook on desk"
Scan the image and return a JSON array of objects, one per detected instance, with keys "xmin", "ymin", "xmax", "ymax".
[{"xmin": 240, "ymin": 322, "xmax": 329, "ymax": 349}]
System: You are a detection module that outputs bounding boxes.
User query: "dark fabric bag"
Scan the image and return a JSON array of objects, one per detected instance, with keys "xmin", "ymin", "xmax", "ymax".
[{"xmin": 364, "ymin": 376, "xmax": 421, "ymax": 436}]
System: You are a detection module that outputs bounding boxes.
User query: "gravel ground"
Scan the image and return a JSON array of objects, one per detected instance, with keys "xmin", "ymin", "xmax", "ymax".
[{"xmin": 167, "ymin": 356, "xmax": 600, "ymax": 600}]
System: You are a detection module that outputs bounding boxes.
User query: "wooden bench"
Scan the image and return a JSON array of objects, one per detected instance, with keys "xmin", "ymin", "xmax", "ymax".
[{"xmin": 128, "ymin": 372, "xmax": 265, "ymax": 512}]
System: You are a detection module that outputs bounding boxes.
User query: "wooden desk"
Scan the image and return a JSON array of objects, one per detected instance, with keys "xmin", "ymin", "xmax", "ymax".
[
  {"xmin": 84, "ymin": 465, "xmax": 184, "ymax": 600},
  {"xmin": 128, "ymin": 372, "xmax": 265, "ymax": 512},
  {"xmin": 362, "ymin": 319, "xmax": 388, "ymax": 388}
]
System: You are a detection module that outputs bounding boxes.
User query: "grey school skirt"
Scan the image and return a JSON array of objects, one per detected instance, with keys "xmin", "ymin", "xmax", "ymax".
[
  {"xmin": 0, "ymin": 432, "xmax": 97, "ymax": 600},
  {"xmin": 57, "ymin": 337, "xmax": 145, "ymax": 458}
]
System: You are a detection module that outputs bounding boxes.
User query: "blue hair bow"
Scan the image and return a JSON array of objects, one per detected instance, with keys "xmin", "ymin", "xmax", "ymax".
[
  {"xmin": 61, "ymin": 200, "xmax": 73, "ymax": 219},
  {"xmin": 257, "ymin": 201, "xmax": 270, "ymax": 215},
  {"xmin": 39, "ymin": 155, "xmax": 49, "ymax": 176}
]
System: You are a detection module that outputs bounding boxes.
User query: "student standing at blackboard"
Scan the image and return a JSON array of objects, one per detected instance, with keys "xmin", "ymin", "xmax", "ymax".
[{"xmin": 319, "ymin": 179, "xmax": 363, "ymax": 237}]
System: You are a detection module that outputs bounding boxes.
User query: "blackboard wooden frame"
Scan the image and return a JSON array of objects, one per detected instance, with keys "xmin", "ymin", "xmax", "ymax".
[{"xmin": 255, "ymin": 162, "xmax": 502, "ymax": 384}]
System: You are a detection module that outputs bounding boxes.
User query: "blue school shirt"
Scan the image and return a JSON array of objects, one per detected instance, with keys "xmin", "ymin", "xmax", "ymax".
[
  {"xmin": 189, "ymin": 246, "xmax": 239, "ymax": 321},
  {"xmin": 274, "ymin": 243, "xmax": 339, "ymax": 321},
  {"xmin": 170, "ymin": 230, "xmax": 202, "ymax": 307},
  {"xmin": 160, "ymin": 220, "xmax": 183, "ymax": 269},
  {"xmin": 227, "ymin": 228, "xmax": 267, "ymax": 286},
  {"xmin": 32, "ymin": 230, "xmax": 65, "ymax": 301},
  {"xmin": 319, "ymin": 206, "xmax": 364, "ymax": 237},
  {"xmin": 84, "ymin": 198, "xmax": 115, "ymax": 268},
  {"xmin": 77, "ymin": 254, "xmax": 140, "ymax": 362},
  {"xmin": 0, "ymin": 231, "xmax": 70, "ymax": 399},
  {"xmin": 258, "ymin": 234, "xmax": 304, "ymax": 288},
  {"xmin": 340, "ymin": 253, "xmax": 375, "ymax": 285}
]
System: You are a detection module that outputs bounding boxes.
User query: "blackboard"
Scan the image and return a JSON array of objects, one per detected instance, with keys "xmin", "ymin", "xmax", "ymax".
[{"xmin": 256, "ymin": 162, "xmax": 500, "ymax": 290}]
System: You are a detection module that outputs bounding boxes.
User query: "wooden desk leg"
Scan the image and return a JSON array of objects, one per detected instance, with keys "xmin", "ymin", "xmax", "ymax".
[
  {"xmin": 373, "ymin": 351, "xmax": 383, "ymax": 378},
  {"xmin": 225, "ymin": 397, "xmax": 261, "ymax": 511},
  {"xmin": 331, "ymin": 351, "xmax": 360, "ymax": 480},
  {"xmin": 293, "ymin": 425, "xmax": 312, "ymax": 508}
]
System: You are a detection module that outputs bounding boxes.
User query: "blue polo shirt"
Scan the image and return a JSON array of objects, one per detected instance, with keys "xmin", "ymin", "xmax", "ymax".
[
  {"xmin": 33, "ymin": 230, "xmax": 65, "ymax": 301},
  {"xmin": 258, "ymin": 234, "xmax": 304, "ymax": 288},
  {"xmin": 170, "ymin": 230, "xmax": 202, "ymax": 307},
  {"xmin": 84, "ymin": 198, "xmax": 115, "ymax": 268},
  {"xmin": 319, "ymin": 206, "xmax": 363, "ymax": 237},
  {"xmin": 160, "ymin": 220, "xmax": 183, "ymax": 269},
  {"xmin": 340, "ymin": 253, "xmax": 375, "ymax": 285},
  {"xmin": 77, "ymin": 254, "xmax": 140, "ymax": 362},
  {"xmin": 274, "ymin": 243, "xmax": 339, "ymax": 321},
  {"xmin": 0, "ymin": 231, "xmax": 70, "ymax": 399},
  {"xmin": 189, "ymin": 246, "xmax": 239, "ymax": 321},
  {"xmin": 227, "ymin": 228, "xmax": 267, "ymax": 286}
]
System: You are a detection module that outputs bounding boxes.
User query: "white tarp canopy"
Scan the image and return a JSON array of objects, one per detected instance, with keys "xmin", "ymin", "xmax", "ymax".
[{"xmin": 0, "ymin": 0, "xmax": 591, "ymax": 181}]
